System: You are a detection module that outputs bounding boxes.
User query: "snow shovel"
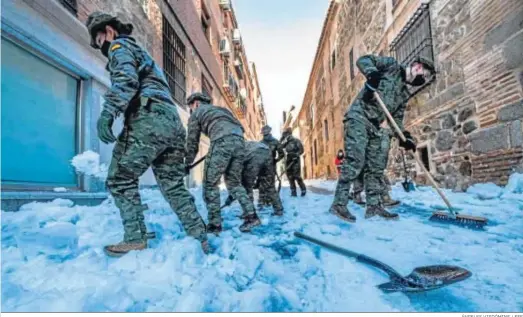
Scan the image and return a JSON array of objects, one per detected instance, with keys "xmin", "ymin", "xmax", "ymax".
[
  {"xmin": 277, "ymin": 159, "xmax": 298, "ymax": 192},
  {"xmin": 400, "ymin": 150, "xmax": 415, "ymax": 192},
  {"xmin": 294, "ymin": 232, "xmax": 472, "ymax": 293},
  {"xmin": 188, "ymin": 155, "xmax": 206, "ymax": 170},
  {"xmin": 373, "ymin": 92, "xmax": 488, "ymax": 229}
]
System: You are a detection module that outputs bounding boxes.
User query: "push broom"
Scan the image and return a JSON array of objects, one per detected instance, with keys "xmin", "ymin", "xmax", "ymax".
[{"xmin": 373, "ymin": 92, "xmax": 488, "ymax": 228}]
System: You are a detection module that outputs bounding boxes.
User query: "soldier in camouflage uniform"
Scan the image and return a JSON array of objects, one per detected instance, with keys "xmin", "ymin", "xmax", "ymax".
[
  {"xmin": 225, "ymin": 141, "xmax": 285, "ymax": 216},
  {"xmin": 85, "ymin": 12, "xmax": 208, "ymax": 256},
  {"xmin": 185, "ymin": 93, "xmax": 261, "ymax": 234},
  {"xmin": 259, "ymin": 125, "xmax": 285, "ymax": 206},
  {"xmin": 281, "ymin": 128, "xmax": 307, "ymax": 197},
  {"xmin": 330, "ymin": 54, "xmax": 435, "ymax": 222},
  {"xmin": 352, "ymin": 127, "xmax": 400, "ymax": 207}
]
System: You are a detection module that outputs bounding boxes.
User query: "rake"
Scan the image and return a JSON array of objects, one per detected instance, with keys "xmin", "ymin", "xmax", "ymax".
[{"xmin": 374, "ymin": 92, "xmax": 488, "ymax": 229}]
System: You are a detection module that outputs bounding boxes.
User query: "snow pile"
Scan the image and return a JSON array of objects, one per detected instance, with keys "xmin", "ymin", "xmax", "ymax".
[
  {"xmin": 53, "ymin": 187, "xmax": 68, "ymax": 193},
  {"xmin": 503, "ymin": 173, "xmax": 523, "ymax": 195},
  {"xmin": 466, "ymin": 182, "xmax": 503, "ymax": 200},
  {"xmin": 71, "ymin": 151, "xmax": 108, "ymax": 180},
  {"xmin": 2, "ymin": 176, "xmax": 523, "ymax": 312},
  {"xmin": 305, "ymin": 179, "xmax": 338, "ymax": 192}
]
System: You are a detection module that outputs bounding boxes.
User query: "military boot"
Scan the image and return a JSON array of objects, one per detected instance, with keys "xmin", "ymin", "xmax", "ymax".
[
  {"xmin": 239, "ymin": 213, "xmax": 262, "ymax": 232},
  {"xmin": 300, "ymin": 189, "xmax": 307, "ymax": 197},
  {"xmin": 353, "ymin": 192, "xmax": 365, "ymax": 205},
  {"xmin": 201, "ymin": 240, "xmax": 210, "ymax": 254},
  {"xmin": 329, "ymin": 205, "xmax": 357, "ymax": 223},
  {"xmin": 291, "ymin": 191, "xmax": 297, "ymax": 197},
  {"xmin": 381, "ymin": 193, "xmax": 400, "ymax": 207},
  {"xmin": 207, "ymin": 223, "xmax": 223, "ymax": 235},
  {"xmin": 365, "ymin": 205, "xmax": 399, "ymax": 220},
  {"xmin": 104, "ymin": 240, "xmax": 147, "ymax": 257}
]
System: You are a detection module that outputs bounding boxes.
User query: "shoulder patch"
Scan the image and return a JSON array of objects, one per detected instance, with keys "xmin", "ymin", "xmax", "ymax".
[{"xmin": 111, "ymin": 44, "xmax": 122, "ymax": 51}]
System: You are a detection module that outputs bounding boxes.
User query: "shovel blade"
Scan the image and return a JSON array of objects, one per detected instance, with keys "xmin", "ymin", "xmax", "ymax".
[{"xmin": 377, "ymin": 265, "xmax": 472, "ymax": 293}]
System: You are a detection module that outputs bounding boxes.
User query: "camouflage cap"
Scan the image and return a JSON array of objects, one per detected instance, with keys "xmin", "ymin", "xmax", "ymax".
[
  {"xmin": 186, "ymin": 92, "xmax": 212, "ymax": 105},
  {"xmin": 412, "ymin": 56, "xmax": 436, "ymax": 74},
  {"xmin": 261, "ymin": 125, "xmax": 272, "ymax": 134},
  {"xmin": 85, "ymin": 12, "xmax": 118, "ymax": 48}
]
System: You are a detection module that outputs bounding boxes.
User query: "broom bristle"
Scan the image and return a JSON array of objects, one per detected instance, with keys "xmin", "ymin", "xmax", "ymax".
[{"xmin": 429, "ymin": 211, "xmax": 488, "ymax": 228}]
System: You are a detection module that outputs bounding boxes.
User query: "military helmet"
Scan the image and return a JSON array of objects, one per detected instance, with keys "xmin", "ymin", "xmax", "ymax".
[
  {"xmin": 186, "ymin": 92, "xmax": 212, "ymax": 105},
  {"xmin": 85, "ymin": 12, "xmax": 119, "ymax": 48},
  {"xmin": 412, "ymin": 56, "xmax": 436, "ymax": 74},
  {"xmin": 261, "ymin": 125, "xmax": 272, "ymax": 135}
]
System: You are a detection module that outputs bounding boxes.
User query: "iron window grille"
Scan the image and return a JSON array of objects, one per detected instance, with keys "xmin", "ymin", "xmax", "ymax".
[
  {"xmin": 390, "ymin": 3, "xmax": 434, "ymax": 71},
  {"xmin": 59, "ymin": 0, "xmax": 78, "ymax": 16},
  {"xmin": 162, "ymin": 16, "xmax": 187, "ymax": 107}
]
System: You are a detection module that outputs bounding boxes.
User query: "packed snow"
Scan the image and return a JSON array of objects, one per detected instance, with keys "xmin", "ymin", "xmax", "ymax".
[{"xmin": 2, "ymin": 157, "xmax": 523, "ymax": 312}]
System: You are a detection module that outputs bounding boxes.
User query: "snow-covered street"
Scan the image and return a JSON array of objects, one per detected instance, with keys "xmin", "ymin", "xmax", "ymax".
[{"xmin": 2, "ymin": 176, "xmax": 523, "ymax": 312}]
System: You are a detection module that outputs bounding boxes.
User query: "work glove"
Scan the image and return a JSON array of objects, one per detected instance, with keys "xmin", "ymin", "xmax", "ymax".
[
  {"xmin": 97, "ymin": 110, "xmax": 116, "ymax": 144},
  {"xmin": 398, "ymin": 131, "xmax": 417, "ymax": 152},
  {"xmin": 364, "ymin": 71, "xmax": 381, "ymax": 91},
  {"xmin": 224, "ymin": 195, "xmax": 235, "ymax": 207}
]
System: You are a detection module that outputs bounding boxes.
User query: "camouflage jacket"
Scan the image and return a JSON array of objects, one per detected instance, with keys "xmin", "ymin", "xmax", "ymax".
[
  {"xmin": 261, "ymin": 134, "xmax": 284, "ymax": 161},
  {"xmin": 346, "ymin": 54, "xmax": 411, "ymax": 131},
  {"xmin": 282, "ymin": 136, "xmax": 304, "ymax": 160},
  {"xmin": 103, "ymin": 35, "xmax": 176, "ymax": 117},
  {"xmin": 245, "ymin": 141, "xmax": 271, "ymax": 162},
  {"xmin": 186, "ymin": 103, "xmax": 244, "ymax": 164}
]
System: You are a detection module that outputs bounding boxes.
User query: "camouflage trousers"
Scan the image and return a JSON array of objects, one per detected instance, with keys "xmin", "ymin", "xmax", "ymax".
[
  {"xmin": 332, "ymin": 117, "xmax": 383, "ymax": 207},
  {"xmin": 286, "ymin": 159, "xmax": 306, "ymax": 194},
  {"xmin": 204, "ymin": 135, "xmax": 256, "ymax": 226},
  {"xmin": 106, "ymin": 100, "xmax": 206, "ymax": 243},
  {"xmin": 352, "ymin": 128, "xmax": 392, "ymax": 196},
  {"xmin": 244, "ymin": 154, "xmax": 283, "ymax": 212}
]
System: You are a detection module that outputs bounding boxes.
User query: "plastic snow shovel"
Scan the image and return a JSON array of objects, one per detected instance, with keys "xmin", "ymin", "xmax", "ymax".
[
  {"xmin": 400, "ymin": 150, "xmax": 415, "ymax": 192},
  {"xmin": 373, "ymin": 92, "xmax": 488, "ymax": 229},
  {"xmin": 294, "ymin": 232, "xmax": 472, "ymax": 293}
]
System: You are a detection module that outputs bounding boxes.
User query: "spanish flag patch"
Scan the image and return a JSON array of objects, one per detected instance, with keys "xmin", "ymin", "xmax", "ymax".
[{"xmin": 111, "ymin": 44, "xmax": 122, "ymax": 51}]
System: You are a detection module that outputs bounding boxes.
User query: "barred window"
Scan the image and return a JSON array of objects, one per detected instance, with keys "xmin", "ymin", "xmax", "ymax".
[
  {"xmin": 390, "ymin": 3, "xmax": 434, "ymax": 94},
  {"xmin": 314, "ymin": 140, "xmax": 318, "ymax": 165},
  {"xmin": 390, "ymin": 3, "xmax": 434, "ymax": 67},
  {"xmin": 162, "ymin": 16, "xmax": 187, "ymax": 107},
  {"xmin": 59, "ymin": 0, "xmax": 77, "ymax": 16},
  {"xmin": 324, "ymin": 119, "xmax": 329, "ymax": 141}
]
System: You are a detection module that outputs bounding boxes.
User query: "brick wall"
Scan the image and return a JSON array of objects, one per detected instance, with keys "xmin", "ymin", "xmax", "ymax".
[{"xmin": 299, "ymin": 0, "xmax": 523, "ymax": 189}]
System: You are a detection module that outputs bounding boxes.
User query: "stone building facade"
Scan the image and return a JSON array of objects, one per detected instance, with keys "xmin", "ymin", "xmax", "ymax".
[
  {"xmin": 297, "ymin": 0, "xmax": 523, "ymax": 190},
  {"xmin": 1, "ymin": 0, "xmax": 266, "ymax": 210}
]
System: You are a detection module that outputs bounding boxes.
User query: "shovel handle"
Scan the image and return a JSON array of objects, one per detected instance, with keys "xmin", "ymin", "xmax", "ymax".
[
  {"xmin": 189, "ymin": 155, "xmax": 206, "ymax": 169},
  {"xmin": 373, "ymin": 92, "xmax": 456, "ymax": 215}
]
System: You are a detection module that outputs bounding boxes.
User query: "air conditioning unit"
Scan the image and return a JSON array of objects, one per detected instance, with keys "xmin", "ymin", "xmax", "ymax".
[
  {"xmin": 232, "ymin": 29, "xmax": 242, "ymax": 45},
  {"xmin": 219, "ymin": 38, "xmax": 231, "ymax": 57},
  {"xmin": 219, "ymin": 0, "xmax": 231, "ymax": 11}
]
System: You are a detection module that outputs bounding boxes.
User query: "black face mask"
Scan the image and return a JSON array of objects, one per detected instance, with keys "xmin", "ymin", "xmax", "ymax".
[
  {"xmin": 100, "ymin": 41, "xmax": 111, "ymax": 58},
  {"xmin": 410, "ymin": 74, "xmax": 426, "ymax": 87}
]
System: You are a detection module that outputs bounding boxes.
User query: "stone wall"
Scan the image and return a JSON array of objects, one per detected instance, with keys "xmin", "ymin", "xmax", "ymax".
[{"xmin": 388, "ymin": 0, "xmax": 523, "ymax": 190}]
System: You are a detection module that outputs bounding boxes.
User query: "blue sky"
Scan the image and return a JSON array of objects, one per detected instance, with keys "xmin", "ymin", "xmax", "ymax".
[{"xmin": 233, "ymin": 0, "xmax": 330, "ymax": 138}]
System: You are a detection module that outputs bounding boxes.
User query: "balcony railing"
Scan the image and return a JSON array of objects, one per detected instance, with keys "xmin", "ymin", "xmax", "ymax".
[
  {"xmin": 234, "ymin": 95, "xmax": 247, "ymax": 119},
  {"xmin": 223, "ymin": 65, "xmax": 238, "ymax": 102}
]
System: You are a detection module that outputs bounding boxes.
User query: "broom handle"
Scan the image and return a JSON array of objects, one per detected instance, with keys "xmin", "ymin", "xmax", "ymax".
[{"xmin": 373, "ymin": 92, "xmax": 455, "ymax": 215}]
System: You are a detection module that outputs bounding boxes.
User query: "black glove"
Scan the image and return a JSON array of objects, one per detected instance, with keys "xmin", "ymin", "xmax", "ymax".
[
  {"xmin": 224, "ymin": 195, "xmax": 234, "ymax": 207},
  {"xmin": 365, "ymin": 71, "xmax": 381, "ymax": 91},
  {"xmin": 184, "ymin": 164, "xmax": 191, "ymax": 175},
  {"xmin": 97, "ymin": 110, "xmax": 116, "ymax": 144},
  {"xmin": 399, "ymin": 131, "xmax": 417, "ymax": 152}
]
